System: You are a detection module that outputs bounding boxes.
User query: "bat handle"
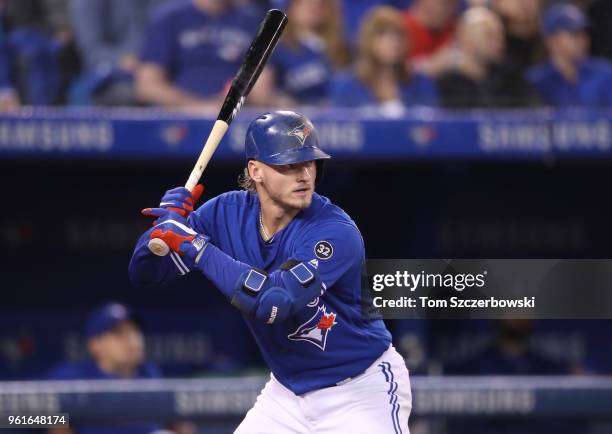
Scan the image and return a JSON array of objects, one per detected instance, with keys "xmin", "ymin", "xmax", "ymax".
[
  {"xmin": 148, "ymin": 238, "xmax": 170, "ymax": 257},
  {"xmin": 147, "ymin": 120, "xmax": 229, "ymax": 257},
  {"xmin": 185, "ymin": 120, "xmax": 229, "ymax": 191}
]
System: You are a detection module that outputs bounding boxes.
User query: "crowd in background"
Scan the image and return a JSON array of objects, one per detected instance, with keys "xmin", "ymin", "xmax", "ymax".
[{"xmin": 0, "ymin": 0, "xmax": 611, "ymax": 114}]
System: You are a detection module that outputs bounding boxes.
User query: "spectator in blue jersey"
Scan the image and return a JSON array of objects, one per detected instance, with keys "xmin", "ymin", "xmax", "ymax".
[
  {"xmin": 46, "ymin": 302, "xmax": 189, "ymax": 434},
  {"xmin": 69, "ymin": 0, "xmax": 162, "ymax": 105},
  {"xmin": 528, "ymin": 3, "xmax": 612, "ymax": 107},
  {"xmin": 0, "ymin": 0, "xmax": 77, "ymax": 106},
  {"xmin": 269, "ymin": 0, "xmax": 349, "ymax": 105},
  {"xmin": 136, "ymin": 0, "xmax": 271, "ymax": 110},
  {"xmin": 331, "ymin": 6, "xmax": 438, "ymax": 117}
]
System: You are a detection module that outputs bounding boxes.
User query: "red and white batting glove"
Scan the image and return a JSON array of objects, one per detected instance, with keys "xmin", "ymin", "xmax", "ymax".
[
  {"xmin": 141, "ymin": 208, "xmax": 210, "ymax": 272},
  {"xmin": 158, "ymin": 184, "xmax": 204, "ymax": 218}
]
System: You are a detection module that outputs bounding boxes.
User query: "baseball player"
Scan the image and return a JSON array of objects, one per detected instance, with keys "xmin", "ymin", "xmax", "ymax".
[{"xmin": 129, "ymin": 110, "xmax": 411, "ymax": 433}]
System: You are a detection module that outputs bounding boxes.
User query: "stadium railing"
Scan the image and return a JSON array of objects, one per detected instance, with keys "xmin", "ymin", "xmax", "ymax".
[
  {"xmin": 1, "ymin": 376, "xmax": 611, "ymax": 421},
  {"xmin": 0, "ymin": 107, "xmax": 611, "ymax": 160}
]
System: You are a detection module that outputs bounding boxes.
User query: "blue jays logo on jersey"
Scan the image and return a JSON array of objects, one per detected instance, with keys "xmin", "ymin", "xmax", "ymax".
[
  {"xmin": 287, "ymin": 305, "xmax": 337, "ymax": 350},
  {"xmin": 288, "ymin": 124, "xmax": 312, "ymax": 145}
]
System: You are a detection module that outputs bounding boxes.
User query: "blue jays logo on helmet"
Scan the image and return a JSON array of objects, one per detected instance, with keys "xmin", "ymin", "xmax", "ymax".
[
  {"xmin": 245, "ymin": 110, "xmax": 331, "ymax": 165},
  {"xmin": 288, "ymin": 124, "xmax": 312, "ymax": 146},
  {"xmin": 287, "ymin": 305, "xmax": 337, "ymax": 351}
]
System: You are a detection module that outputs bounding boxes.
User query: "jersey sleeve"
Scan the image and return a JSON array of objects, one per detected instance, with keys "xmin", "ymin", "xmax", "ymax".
[
  {"xmin": 130, "ymin": 192, "xmax": 250, "ymax": 290},
  {"xmin": 196, "ymin": 220, "xmax": 363, "ymax": 318},
  {"xmin": 128, "ymin": 227, "xmax": 190, "ymax": 285},
  {"xmin": 183, "ymin": 194, "xmax": 253, "ymax": 299},
  {"xmin": 286, "ymin": 221, "xmax": 364, "ymax": 292},
  {"xmin": 128, "ymin": 193, "xmax": 223, "ymax": 287},
  {"xmin": 187, "ymin": 196, "xmax": 216, "ymax": 240}
]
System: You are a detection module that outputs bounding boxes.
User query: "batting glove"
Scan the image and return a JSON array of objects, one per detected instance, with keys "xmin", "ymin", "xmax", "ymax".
[
  {"xmin": 142, "ymin": 207, "xmax": 210, "ymax": 272},
  {"xmin": 158, "ymin": 184, "xmax": 204, "ymax": 218}
]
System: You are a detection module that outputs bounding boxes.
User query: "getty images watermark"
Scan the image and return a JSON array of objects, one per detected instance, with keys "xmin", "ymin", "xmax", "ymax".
[
  {"xmin": 371, "ymin": 269, "xmax": 534, "ymax": 310},
  {"xmin": 363, "ymin": 260, "xmax": 612, "ymax": 319}
]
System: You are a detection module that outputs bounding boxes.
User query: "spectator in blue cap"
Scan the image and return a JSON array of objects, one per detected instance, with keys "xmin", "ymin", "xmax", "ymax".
[
  {"xmin": 46, "ymin": 302, "xmax": 178, "ymax": 434},
  {"xmin": 527, "ymin": 3, "xmax": 612, "ymax": 106}
]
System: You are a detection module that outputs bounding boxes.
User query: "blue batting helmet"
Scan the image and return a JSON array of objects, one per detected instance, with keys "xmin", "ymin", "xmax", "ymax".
[{"xmin": 245, "ymin": 111, "xmax": 331, "ymax": 165}]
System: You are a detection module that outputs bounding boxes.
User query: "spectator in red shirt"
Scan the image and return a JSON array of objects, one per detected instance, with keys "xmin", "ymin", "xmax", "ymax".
[
  {"xmin": 404, "ymin": 0, "xmax": 458, "ymax": 58},
  {"xmin": 403, "ymin": 0, "xmax": 460, "ymax": 77}
]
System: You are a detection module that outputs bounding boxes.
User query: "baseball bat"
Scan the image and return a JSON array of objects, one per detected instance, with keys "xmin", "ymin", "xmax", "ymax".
[{"xmin": 148, "ymin": 9, "xmax": 288, "ymax": 256}]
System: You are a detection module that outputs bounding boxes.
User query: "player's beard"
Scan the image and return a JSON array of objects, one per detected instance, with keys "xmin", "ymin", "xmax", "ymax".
[
  {"xmin": 287, "ymin": 190, "xmax": 313, "ymax": 210},
  {"xmin": 262, "ymin": 183, "xmax": 314, "ymax": 213},
  {"xmin": 278, "ymin": 188, "xmax": 313, "ymax": 211}
]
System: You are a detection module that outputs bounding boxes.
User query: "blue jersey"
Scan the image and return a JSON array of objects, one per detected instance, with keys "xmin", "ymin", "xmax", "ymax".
[
  {"xmin": 130, "ymin": 192, "xmax": 391, "ymax": 395},
  {"xmin": 527, "ymin": 58, "xmax": 612, "ymax": 106},
  {"xmin": 331, "ymin": 71, "xmax": 439, "ymax": 108},
  {"xmin": 271, "ymin": 38, "xmax": 332, "ymax": 104},
  {"xmin": 47, "ymin": 360, "xmax": 162, "ymax": 434},
  {"xmin": 140, "ymin": 0, "xmax": 259, "ymax": 97}
]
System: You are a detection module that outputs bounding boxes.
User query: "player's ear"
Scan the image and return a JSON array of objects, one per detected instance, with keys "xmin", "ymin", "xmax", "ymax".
[{"xmin": 249, "ymin": 160, "xmax": 264, "ymax": 184}]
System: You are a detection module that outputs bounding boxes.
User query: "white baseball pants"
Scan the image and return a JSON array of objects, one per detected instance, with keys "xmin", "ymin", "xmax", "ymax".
[{"xmin": 234, "ymin": 345, "xmax": 412, "ymax": 434}]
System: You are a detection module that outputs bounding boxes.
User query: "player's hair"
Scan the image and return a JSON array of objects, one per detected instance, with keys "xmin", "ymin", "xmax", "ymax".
[
  {"xmin": 283, "ymin": 0, "xmax": 350, "ymax": 68},
  {"xmin": 238, "ymin": 161, "xmax": 325, "ymax": 191},
  {"xmin": 356, "ymin": 7, "xmax": 411, "ymax": 93},
  {"xmin": 238, "ymin": 166, "xmax": 256, "ymax": 191}
]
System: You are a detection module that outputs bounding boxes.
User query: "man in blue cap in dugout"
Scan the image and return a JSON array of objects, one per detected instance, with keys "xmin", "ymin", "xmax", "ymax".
[{"xmin": 47, "ymin": 302, "xmax": 183, "ymax": 434}]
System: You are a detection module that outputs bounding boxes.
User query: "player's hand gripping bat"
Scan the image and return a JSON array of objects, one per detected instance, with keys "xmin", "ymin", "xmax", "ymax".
[{"xmin": 148, "ymin": 9, "xmax": 288, "ymax": 256}]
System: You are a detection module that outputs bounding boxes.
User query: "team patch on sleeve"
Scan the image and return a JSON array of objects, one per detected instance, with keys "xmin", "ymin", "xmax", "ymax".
[{"xmin": 314, "ymin": 240, "xmax": 333, "ymax": 260}]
